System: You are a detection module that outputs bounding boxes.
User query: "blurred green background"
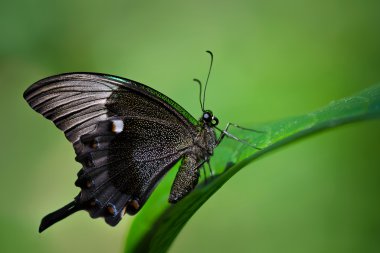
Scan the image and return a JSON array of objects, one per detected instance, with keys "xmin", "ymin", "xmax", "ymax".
[{"xmin": 1, "ymin": 0, "xmax": 379, "ymax": 252}]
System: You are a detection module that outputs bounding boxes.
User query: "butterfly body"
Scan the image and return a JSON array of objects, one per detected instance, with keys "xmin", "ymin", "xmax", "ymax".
[{"xmin": 24, "ymin": 73, "xmax": 219, "ymax": 231}]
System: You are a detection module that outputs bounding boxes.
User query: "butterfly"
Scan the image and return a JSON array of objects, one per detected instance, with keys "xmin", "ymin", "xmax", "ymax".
[{"xmin": 24, "ymin": 51, "xmax": 260, "ymax": 232}]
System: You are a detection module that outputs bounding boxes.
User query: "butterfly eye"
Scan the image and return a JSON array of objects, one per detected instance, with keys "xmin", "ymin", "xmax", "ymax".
[{"xmin": 203, "ymin": 111, "xmax": 213, "ymax": 123}]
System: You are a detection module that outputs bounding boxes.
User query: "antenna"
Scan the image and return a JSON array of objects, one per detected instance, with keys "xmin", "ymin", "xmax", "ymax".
[
  {"xmin": 203, "ymin": 50, "xmax": 214, "ymax": 110},
  {"xmin": 193, "ymin": 78, "xmax": 204, "ymax": 111},
  {"xmin": 193, "ymin": 50, "xmax": 214, "ymax": 112}
]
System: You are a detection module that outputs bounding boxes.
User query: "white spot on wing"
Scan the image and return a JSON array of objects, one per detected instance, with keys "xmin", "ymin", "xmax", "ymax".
[{"xmin": 112, "ymin": 119, "xmax": 124, "ymax": 133}]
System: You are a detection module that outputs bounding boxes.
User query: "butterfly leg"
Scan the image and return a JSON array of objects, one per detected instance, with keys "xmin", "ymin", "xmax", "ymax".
[
  {"xmin": 207, "ymin": 160, "xmax": 214, "ymax": 177},
  {"xmin": 225, "ymin": 123, "xmax": 265, "ymax": 133},
  {"xmin": 169, "ymin": 155, "xmax": 204, "ymax": 203},
  {"xmin": 200, "ymin": 160, "xmax": 214, "ymax": 184},
  {"xmin": 202, "ymin": 165, "xmax": 208, "ymax": 183},
  {"xmin": 217, "ymin": 123, "xmax": 262, "ymax": 150},
  {"xmin": 216, "ymin": 122, "xmax": 239, "ymax": 144}
]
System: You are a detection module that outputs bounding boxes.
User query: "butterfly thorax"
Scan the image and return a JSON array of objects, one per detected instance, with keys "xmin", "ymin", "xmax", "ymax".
[{"xmin": 193, "ymin": 124, "xmax": 217, "ymax": 159}]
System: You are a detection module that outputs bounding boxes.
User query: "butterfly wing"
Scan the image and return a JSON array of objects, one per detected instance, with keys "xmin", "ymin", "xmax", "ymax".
[{"xmin": 24, "ymin": 73, "xmax": 198, "ymax": 227}]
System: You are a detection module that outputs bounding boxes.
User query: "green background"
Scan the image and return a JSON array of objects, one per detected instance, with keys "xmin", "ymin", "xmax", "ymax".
[{"xmin": 1, "ymin": 0, "xmax": 379, "ymax": 252}]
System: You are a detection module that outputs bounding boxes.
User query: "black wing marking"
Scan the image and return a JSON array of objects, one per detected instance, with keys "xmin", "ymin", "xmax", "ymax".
[{"xmin": 24, "ymin": 73, "xmax": 198, "ymax": 228}]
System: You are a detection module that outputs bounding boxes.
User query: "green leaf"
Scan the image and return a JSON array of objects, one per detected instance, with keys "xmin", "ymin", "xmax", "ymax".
[{"xmin": 124, "ymin": 84, "xmax": 380, "ymax": 253}]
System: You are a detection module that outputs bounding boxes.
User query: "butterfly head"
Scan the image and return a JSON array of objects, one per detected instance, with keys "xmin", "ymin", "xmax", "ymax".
[{"xmin": 202, "ymin": 110, "xmax": 219, "ymax": 127}]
